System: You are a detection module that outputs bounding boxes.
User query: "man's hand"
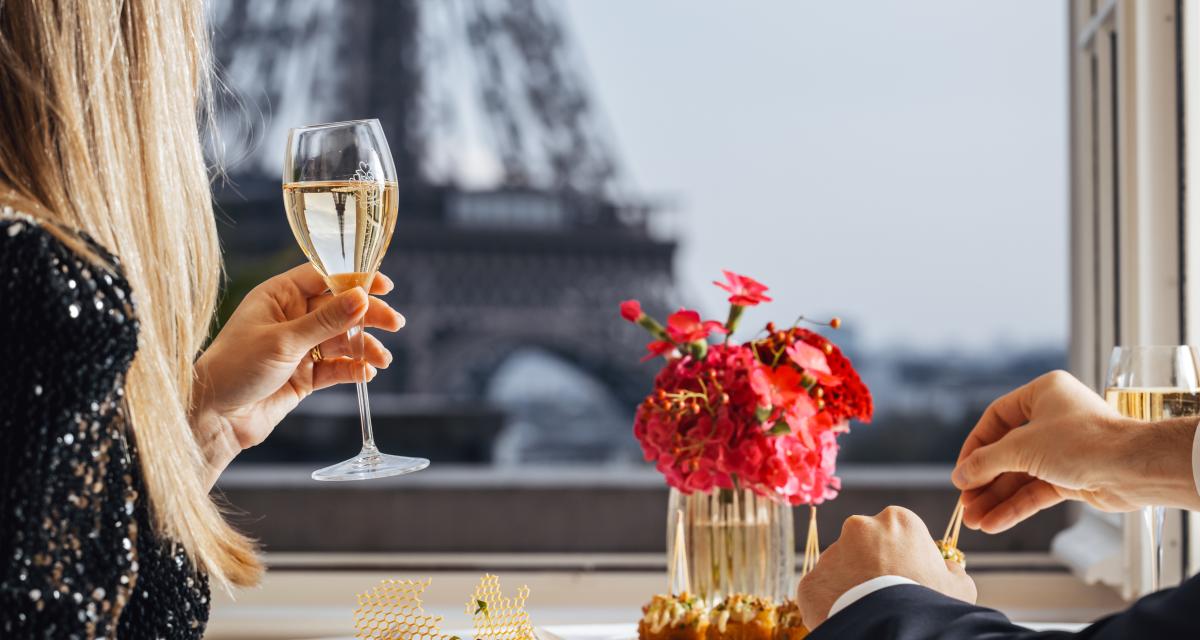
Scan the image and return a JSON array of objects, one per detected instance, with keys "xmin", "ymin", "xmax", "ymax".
[
  {"xmin": 953, "ymin": 370, "xmax": 1200, "ymax": 534},
  {"xmin": 797, "ymin": 506, "xmax": 976, "ymax": 629}
]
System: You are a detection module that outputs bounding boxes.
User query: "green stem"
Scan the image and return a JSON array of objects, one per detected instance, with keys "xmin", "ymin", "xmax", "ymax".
[{"xmin": 725, "ymin": 305, "xmax": 746, "ymax": 342}]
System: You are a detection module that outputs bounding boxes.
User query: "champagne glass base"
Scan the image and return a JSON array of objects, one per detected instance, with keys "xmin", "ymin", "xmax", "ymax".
[{"xmin": 311, "ymin": 448, "xmax": 430, "ymax": 482}]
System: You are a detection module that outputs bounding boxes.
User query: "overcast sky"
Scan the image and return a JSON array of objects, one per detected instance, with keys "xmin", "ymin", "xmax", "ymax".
[{"xmin": 562, "ymin": 1, "xmax": 1068, "ymax": 353}]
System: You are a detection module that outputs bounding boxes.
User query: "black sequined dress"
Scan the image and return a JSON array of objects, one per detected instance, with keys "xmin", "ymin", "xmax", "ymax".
[{"xmin": 0, "ymin": 208, "xmax": 210, "ymax": 638}]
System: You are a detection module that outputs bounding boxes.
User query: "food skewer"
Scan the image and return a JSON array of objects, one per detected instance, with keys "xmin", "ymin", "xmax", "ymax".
[
  {"xmin": 801, "ymin": 506, "xmax": 820, "ymax": 576},
  {"xmin": 937, "ymin": 499, "xmax": 966, "ymax": 567}
]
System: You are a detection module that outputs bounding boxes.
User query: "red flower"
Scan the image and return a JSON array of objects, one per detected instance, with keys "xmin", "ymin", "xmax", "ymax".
[
  {"xmin": 620, "ymin": 299, "xmax": 644, "ymax": 323},
  {"xmin": 714, "ymin": 270, "xmax": 773, "ymax": 306},
  {"xmin": 642, "ymin": 340, "xmax": 676, "ymax": 362},
  {"xmin": 794, "ymin": 329, "xmax": 873, "ymax": 423},
  {"xmin": 666, "ymin": 309, "xmax": 728, "ymax": 344}
]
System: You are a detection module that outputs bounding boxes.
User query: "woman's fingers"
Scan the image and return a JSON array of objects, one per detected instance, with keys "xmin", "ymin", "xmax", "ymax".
[
  {"xmin": 364, "ymin": 296, "xmax": 405, "ymax": 331},
  {"xmin": 308, "ymin": 294, "xmax": 405, "ymax": 332},
  {"xmin": 312, "ymin": 358, "xmax": 378, "ymax": 390},
  {"xmin": 276, "ymin": 262, "xmax": 397, "ymax": 296},
  {"xmin": 317, "ymin": 332, "xmax": 393, "ymax": 368},
  {"xmin": 283, "ymin": 288, "xmax": 369, "ymax": 349},
  {"xmin": 370, "ymin": 273, "xmax": 394, "ymax": 295}
]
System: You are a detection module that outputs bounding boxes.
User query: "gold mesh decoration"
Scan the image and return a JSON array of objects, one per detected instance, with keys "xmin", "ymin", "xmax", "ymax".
[
  {"xmin": 464, "ymin": 574, "xmax": 534, "ymax": 640},
  {"xmin": 353, "ymin": 578, "xmax": 454, "ymax": 640}
]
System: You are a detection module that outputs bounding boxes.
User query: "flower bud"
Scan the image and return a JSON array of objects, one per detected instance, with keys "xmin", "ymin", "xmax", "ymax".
[
  {"xmin": 830, "ymin": 317, "xmax": 842, "ymax": 329},
  {"xmin": 620, "ymin": 300, "xmax": 644, "ymax": 323}
]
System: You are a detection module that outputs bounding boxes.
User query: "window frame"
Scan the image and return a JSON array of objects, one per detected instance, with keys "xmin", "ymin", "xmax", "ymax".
[{"xmin": 1069, "ymin": 0, "xmax": 1195, "ymax": 598}]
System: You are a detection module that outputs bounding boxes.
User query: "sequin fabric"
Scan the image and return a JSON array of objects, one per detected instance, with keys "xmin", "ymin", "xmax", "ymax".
[{"xmin": 0, "ymin": 208, "xmax": 209, "ymax": 638}]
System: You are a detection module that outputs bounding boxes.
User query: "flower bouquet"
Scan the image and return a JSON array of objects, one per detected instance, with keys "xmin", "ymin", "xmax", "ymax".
[
  {"xmin": 621, "ymin": 271, "xmax": 873, "ymax": 610},
  {"xmin": 621, "ymin": 271, "xmax": 873, "ymax": 506}
]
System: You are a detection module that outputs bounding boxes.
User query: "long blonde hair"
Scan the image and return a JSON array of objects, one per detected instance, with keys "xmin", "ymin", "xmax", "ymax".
[{"xmin": 0, "ymin": 0, "xmax": 260, "ymax": 587}]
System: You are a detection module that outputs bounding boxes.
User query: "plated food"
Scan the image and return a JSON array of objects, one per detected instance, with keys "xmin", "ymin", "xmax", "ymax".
[
  {"xmin": 774, "ymin": 600, "xmax": 809, "ymax": 640},
  {"xmin": 638, "ymin": 594, "xmax": 807, "ymax": 640},
  {"xmin": 638, "ymin": 593, "xmax": 710, "ymax": 640}
]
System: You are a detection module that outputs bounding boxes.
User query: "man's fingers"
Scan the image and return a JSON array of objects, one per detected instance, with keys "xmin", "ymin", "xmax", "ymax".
[
  {"xmin": 961, "ymin": 472, "xmax": 1035, "ymax": 529},
  {"xmin": 956, "ymin": 382, "xmax": 1034, "ymax": 463},
  {"xmin": 952, "ymin": 427, "xmax": 1033, "ymax": 491},
  {"xmin": 976, "ymin": 479, "xmax": 1064, "ymax": 534}
]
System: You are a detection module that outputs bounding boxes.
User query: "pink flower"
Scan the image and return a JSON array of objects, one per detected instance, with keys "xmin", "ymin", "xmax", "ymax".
[
  {"xmin": 787, "ymin": 341, "xmax": 841, "ymax": 386},
  {"xmin": 620, "ymin": 299, "xmax": 644, "ymax": 323},
  {"xmin": 786, "ymin": 341, "xmax": 830, "ymax": 374},
  {"xmin": 666, "ymin": 309, "xmax": 728, "ymax": 344},
  {"xmin": 783, "ymin": 396, "xmax": 819, "ymax": 449},
  {"xmin": 714, "ymin": 270, "xmax": 773, "ymax": 306}
]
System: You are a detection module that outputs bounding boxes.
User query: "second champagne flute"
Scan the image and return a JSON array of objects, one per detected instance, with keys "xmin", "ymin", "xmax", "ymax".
[
  {"xmin": 282, "ymin": 118, "xmax": 429, "ymax": 481},
  {"xmin": 1104, "ymin": 345, "xmax": 1200, "ymax": 591}
]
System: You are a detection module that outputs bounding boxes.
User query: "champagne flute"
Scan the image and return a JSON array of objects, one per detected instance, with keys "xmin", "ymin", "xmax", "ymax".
[
  {"xmin": 1104, "ymin": 345, "xmax": 1200, "ymax": 591},
  {"xmin": 283, "ymin": 119, "xmax": 429, "ymax": 481}
]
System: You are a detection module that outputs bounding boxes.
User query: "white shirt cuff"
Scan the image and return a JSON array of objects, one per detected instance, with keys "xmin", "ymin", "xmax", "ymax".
[
  {"xmin": 827, "ymin": 575, "xmax": 918, "ymax": 620},
  {"xmin": 1192, "ymin": 422, "xmax": 1200, "ymax": 498}
]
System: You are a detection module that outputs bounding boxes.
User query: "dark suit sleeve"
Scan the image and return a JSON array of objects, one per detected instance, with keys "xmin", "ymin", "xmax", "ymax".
[{"xmin": 807, "ymin": 575, "xmax": 1200, "ymax": 640}]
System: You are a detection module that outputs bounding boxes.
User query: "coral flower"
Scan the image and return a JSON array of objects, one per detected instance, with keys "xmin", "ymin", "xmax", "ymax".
[
  {"xmin": 642, "ymin": 340, "xmax": 676, "ymax": 362},
  {"xmin": 714, "ymin": 270, "xmax": 773, "ymax": 306},
  {"xmin": 665, "ymin": 309, "xmax": 728, "ymax": 344}
]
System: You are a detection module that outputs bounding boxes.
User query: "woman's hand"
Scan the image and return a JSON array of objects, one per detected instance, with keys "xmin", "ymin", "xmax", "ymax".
[
  {"xmin": 190, "ymin": 264, "xmax": 405, "ymax": 484},
  {"xmin": 952, "ymin": 370, "xmax": 1200, "ymax": 533}
]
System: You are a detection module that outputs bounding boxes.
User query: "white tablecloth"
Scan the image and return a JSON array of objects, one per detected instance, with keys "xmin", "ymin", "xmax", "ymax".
[{"xmin": 534, "ymin": 622, "xmax": 1087, "ymax": 639}]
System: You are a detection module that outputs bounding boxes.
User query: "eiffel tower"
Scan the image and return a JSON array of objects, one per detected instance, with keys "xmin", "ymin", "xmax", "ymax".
[{"xmin": 209, "ymin": 0, "xmax": 678, "ymax": 463}]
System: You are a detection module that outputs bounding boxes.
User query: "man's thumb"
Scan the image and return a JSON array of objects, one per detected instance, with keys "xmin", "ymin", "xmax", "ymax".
[
  {"xmin": 952, "ymin": 433, "xmax": 1026, "ymax": 490},
  {"xmin": 287, "ymin": 288, "xmax": 368, "ymax": 349}
]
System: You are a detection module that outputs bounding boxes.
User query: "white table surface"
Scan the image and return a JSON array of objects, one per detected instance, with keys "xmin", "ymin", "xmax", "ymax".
[
  {"xmin": 321, "ymin": 621, "xmax": 1088, "ymax": 640},
  {"xmin": 533, "ymin": 622, "xmax": 1088, "ymax": 639}
]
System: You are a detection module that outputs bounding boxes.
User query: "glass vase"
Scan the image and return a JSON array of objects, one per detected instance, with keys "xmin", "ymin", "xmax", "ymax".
[{"xmin": 667, "ymin": 487, "xmax": 795, "ymax": 607}]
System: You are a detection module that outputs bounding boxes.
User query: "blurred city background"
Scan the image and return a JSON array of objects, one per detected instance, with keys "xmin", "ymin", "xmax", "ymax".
[{"xmin": 207, "ymin": 0, "xmax": 1067, "ymax": 470}]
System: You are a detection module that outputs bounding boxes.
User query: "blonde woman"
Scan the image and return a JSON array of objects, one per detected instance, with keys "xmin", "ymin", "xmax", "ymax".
[{"xmin": 0, "ymin": 1, "xmax": 404, "ymax": 637}]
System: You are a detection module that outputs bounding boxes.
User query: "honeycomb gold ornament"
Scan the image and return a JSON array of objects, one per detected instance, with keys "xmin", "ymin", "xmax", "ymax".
[
  {"xmin": 465, "ymin": 574, "xmax": 535, "ymax": 640},
  {"xmin": 353, "ymin": 578, "xmax": 454, "ymax": 640}
]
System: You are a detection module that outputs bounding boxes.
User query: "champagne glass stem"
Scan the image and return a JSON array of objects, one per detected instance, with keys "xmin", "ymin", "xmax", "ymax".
[
  {"xmin": 1148, "ymin": 505, "xmax": 1165, "ymax": 591},
  {"xmin": 347, "ymin": 318, "xmax": 378, "ymax": 454}
]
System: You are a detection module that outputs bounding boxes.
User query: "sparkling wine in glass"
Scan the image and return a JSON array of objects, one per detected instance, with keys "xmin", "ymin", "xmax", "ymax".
[
  {"xmin": 283, "ymin": 118, "xmax": 429, "ymax": 481},
  {"xmin": 1104, "ymin": 345, "xmax": 1200, "ymax": 591}
]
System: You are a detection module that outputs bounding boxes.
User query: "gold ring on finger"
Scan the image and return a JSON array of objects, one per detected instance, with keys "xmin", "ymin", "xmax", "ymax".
[{"xmin": 310, "ymin": 345, "xmax": 323, "ymax": 363}]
